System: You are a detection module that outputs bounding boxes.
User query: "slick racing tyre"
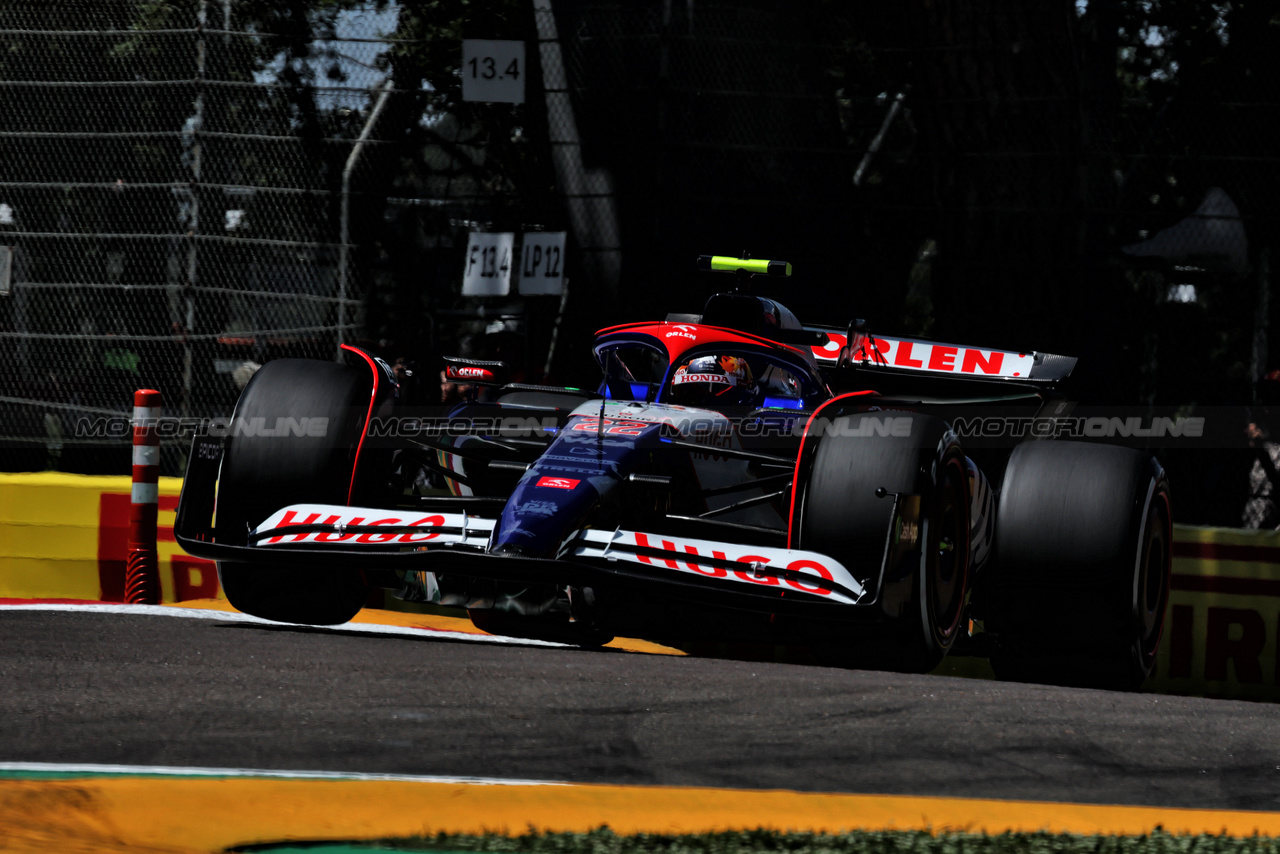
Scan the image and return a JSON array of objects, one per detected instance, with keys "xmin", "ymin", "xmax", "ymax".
[
  {"xmin": 215, "ymin": 358, "xmax": 372, "ymax": 626},
  {"xmin": 986, "ymin": 441, "xmax": 1171, "ymax": 691},
  {"xmin": 797, "ymin": 412, "xmax": 970, "ymax": 673}
]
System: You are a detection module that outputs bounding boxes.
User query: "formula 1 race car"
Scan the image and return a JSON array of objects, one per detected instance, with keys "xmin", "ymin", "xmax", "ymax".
[{"xmin": 175, "ymin": 255, "xmax": 1171, "ymax": 690}]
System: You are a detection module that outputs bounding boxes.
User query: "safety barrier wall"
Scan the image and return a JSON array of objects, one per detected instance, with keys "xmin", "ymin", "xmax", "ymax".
[
  {"xmin": 2, "ymin": 472, "xmax": 1280, "ymax": 700},
  {"xmin": 1151, "ymin": 526, "xmax": 1280, "ymax": 702},
  {"xmin": 0, "ymin": 472, "xmax": 219, "ymax": 603}
]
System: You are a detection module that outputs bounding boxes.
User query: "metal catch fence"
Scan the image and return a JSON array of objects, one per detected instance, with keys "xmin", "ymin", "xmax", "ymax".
[
  {"xmin": 0, "ymin": 2, "xmax": 414, "ymax": 473},
  {"xmin": 3, "ymin": 1, "xmax": 1280, "ymax": 529}
]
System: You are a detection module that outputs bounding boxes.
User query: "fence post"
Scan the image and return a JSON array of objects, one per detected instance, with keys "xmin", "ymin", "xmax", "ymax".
[{"xmin": 126, "ymin": 389, "xmax": 162, "ymax": 605}]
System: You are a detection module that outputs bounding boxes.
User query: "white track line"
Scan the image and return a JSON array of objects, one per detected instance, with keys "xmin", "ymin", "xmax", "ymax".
[
  {"xmin": 0, "ymin": 761, "xmax": 565, "ymax": 786},
  {"xmin": 0, "ymin": 602, "xmax": 570, "ymax": 648}
]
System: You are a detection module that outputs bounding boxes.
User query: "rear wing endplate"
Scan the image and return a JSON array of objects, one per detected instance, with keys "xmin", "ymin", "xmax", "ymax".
[{"xmin": 442, "ymin": 357, "xmax": 510, "ymax": 387}]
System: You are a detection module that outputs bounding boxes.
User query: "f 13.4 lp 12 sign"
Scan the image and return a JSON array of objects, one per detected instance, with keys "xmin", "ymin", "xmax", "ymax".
[{"xmin": 463, "ymin": 232, "xmax": 566, "ymax": 296}]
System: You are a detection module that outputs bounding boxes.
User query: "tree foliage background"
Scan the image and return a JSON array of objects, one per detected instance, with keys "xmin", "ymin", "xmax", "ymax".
[{"xmin": 1, "ymin": 0, "xmax": 1278, "ymax": 521}]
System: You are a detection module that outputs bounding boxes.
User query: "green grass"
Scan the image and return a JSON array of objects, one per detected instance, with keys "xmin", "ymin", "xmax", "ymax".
[{"xmin": 236, "ymin": 828, "xmax": 1280, "ymax": 854}]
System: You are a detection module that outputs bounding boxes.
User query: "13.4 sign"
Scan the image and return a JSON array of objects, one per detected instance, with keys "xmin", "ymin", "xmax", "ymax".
[
  {"xmin": 462, "ymin": 232, "xmax": 514, "ymax": 296},
  {"xmin": 461, "ymin": 40, "xmax": 525, "ymax": 104}
]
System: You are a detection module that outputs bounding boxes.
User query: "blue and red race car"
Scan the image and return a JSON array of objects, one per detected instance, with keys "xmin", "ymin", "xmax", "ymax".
[{"xmin": 176, "ymin": 256, "xmax": 1170, "ymax": 690}]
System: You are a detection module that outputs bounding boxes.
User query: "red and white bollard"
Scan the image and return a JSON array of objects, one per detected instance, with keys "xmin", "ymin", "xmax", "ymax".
[{"xmin": 125, "ymin": 389, "xmax": 162, "ymax": 605}]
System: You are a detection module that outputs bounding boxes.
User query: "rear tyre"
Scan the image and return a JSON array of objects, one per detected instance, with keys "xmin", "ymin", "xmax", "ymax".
[
  {"xmin": 986, "ymin": 441, "xmax": 1171, "ymax": 691},
  {"xmin": 215, "ymin": 358, "xmax": 373, "ymax": 626},
  {"xmin": 798, "ymin": 413, "xmax": 970, "ymax": 672}
]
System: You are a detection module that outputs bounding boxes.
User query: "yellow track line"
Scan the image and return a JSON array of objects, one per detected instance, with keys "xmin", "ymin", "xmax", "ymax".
[
  {"xmin": 4, "ymin": 776, "xmax": 1280, "ymax": 854},
  {"xmin": 10, "ymin": 603, "xmax": 1279, "ymax": 850}
]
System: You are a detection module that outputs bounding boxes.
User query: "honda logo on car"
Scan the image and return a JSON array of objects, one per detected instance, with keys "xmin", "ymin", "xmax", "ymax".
[{"xmin": 673, "ymin": 372, "xmax": 730, "ymax": 386}]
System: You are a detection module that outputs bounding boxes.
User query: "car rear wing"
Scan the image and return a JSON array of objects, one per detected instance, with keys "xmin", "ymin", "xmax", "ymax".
[
  {"xmin": 803, "ymin": 327, "xmax": 1076, "ymax": 385},
  {"xmin": 442, "ymin": 356, "xmax": 510, "ymax": 387}
]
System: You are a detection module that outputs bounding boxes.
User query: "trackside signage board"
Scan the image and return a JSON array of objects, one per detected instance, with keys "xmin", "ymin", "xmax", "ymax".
[
  {"xmin": 462, "ymin": 232, "xmax": 514, "ymax": 296},
  {"xmin": 809, "ymin": 331, "xmax": 1036, "ymax": 379},
  {"xmin": 518, "ymin": 231, "xmax": 566, "ymax": 295},
  {"xmin": 460, "ymin": 40, "xmax": 525, "ymax": 104},
  {"xmin": 464, "ymin": 232, "xmax": 567, "ymax": 296},
  {"xmin": 1148, "ymin": 526, "xmax": 1280, "ymax": 702},
  {"xmin": 0, "ymin": 472, "xmax": 218, "ymax": 602}
]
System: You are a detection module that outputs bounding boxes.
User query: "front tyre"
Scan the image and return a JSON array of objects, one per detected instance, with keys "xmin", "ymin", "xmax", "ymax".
[
  {"xmin": 218, "ymin": 564, "xmax": 368, "ymax": 627},
  {"xmin": 987, "ymin": 441, "xmax": 1171, "ymax": 690},
  {"xmin": 215, "ymin": 358, "xmax": 373, "ymax": 625},
  {"xmin": 797, "ymin": 412, "xmax": 970, "ymax": 672}
]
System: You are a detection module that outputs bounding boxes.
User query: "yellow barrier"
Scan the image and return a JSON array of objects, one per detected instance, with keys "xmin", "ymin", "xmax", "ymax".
[
  {"xmin": 3, "ymin": 473, "xmax": 1280, "ymax": 699},
  {"xmin": 1152, "ymin": 525, "xmax": 1280, "ymax": 701},
  {"xmin": 0, "ymin": 472, "xmax": 219, "ymax": 603}
]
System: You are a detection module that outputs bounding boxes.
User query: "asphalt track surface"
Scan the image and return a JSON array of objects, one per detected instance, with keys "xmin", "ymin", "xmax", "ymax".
[{"xmin": 3, "ymin": 607, "xmax": 1280, "ymax": 814}]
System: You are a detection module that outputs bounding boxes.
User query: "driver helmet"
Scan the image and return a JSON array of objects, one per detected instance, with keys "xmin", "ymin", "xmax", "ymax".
[{"xmin": 671, "ymin": 354, "xmax": 756, "ymax": 406}]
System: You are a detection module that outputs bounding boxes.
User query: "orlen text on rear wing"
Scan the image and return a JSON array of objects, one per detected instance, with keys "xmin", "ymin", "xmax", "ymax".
[{"xmin": 805, "ymin": 328, "xmax": 1077, "ymax": 386}]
